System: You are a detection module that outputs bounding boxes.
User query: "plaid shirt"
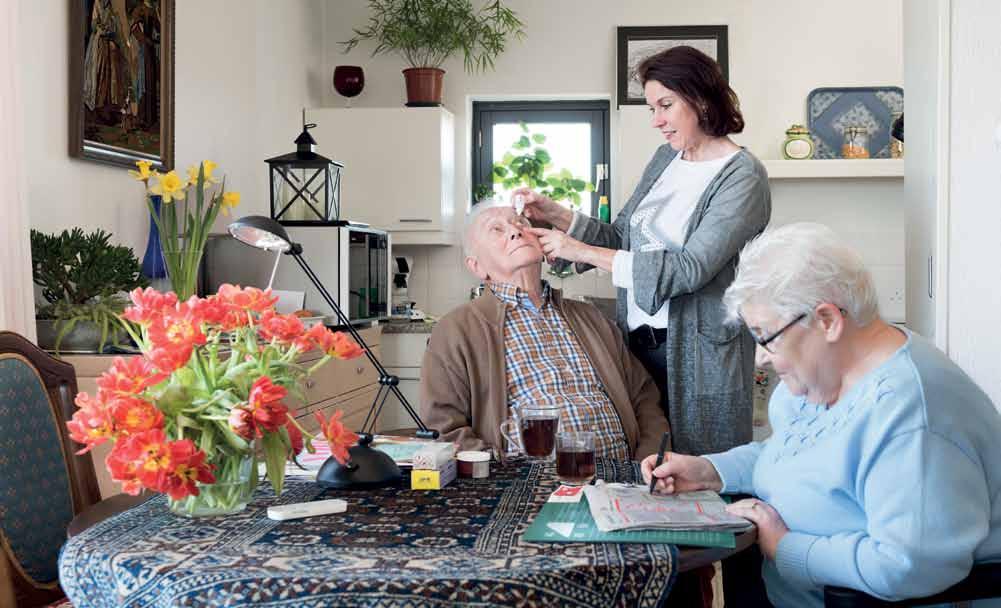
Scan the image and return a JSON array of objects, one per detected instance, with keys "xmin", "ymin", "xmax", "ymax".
[{"xmin": 491, "ymin": 281, "xmax": 629, "ymax": 460}]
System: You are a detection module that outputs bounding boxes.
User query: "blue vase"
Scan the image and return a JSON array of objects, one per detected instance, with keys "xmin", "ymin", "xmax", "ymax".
[{"xmin": 141, "ymin": 195, "xmax": 167, "ymax": 279}]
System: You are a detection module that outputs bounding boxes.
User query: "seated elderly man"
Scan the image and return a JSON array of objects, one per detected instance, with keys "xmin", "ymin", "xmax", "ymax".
[
  {"xmin": 643, "ymin": 222, "xmax": 1001, "ymax": 607},
  {"xmin": 420, "ymin": 202, "xmax": 669, "ymax": 461}
]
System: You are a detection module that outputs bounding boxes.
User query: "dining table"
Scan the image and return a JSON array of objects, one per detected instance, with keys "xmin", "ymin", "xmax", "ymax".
[{"xmin": 61, "ymin": 458, "xmax": 756, "ymax": 607}]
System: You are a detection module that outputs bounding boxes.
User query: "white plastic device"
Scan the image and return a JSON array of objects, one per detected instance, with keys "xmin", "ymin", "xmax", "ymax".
[
  {"xmin": 514, "ymin": 194, "xmax": 525, "ymax": 216},
  {"xmin": 267, "ymin": 498, "xmax": 347, "ymax": 521}
]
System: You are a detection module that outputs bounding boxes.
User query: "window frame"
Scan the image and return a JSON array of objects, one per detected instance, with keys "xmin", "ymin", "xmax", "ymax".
[{"xmin": 471, "ymin": 100, "xmax": 611, "ymax": 218}]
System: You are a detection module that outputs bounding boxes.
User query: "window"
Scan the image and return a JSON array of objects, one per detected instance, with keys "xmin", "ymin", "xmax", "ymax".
[{"xmin": 471, "ymin": 100, "xmax": 610, "ymax": 217}]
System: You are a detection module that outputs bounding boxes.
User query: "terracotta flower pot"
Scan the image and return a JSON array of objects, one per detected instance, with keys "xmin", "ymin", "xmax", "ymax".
[{"xmin": 402, "ymin": 68, "xmax": 445, "ymax": 106}]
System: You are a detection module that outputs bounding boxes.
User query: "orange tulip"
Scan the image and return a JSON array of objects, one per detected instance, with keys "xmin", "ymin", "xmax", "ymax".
[{"xmin": 315, "ymin": 410, "xmax": 358, "ymax": 465}]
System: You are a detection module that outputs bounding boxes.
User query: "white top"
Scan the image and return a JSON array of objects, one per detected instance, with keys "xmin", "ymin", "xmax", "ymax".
[{"xmin": 610, "ymin": 150, "xmax": 739, "ymax": 331}]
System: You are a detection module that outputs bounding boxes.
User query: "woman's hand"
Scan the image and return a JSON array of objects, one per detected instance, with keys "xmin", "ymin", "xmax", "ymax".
[
  {"xmin": 528, "ymin": 227, "xmax": 589, "ymax": 264},
  {"xmin": 640, "ymin": 452, "xmax": 723, "ymax": 494},
  {"xmin": 511, "ymin": 188, "xmax": 573, "ymax": 231},
  {"xmin": 726, "ymin": 498, "xmax": 789, "ymax": 560}
]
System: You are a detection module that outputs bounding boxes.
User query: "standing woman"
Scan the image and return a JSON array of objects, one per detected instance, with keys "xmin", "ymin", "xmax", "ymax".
[{"xmin": 520, "ymin": 46, "xmax": 770, "ymax": 458}]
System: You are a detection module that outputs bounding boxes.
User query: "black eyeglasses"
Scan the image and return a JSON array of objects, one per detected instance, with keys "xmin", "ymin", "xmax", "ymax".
[{"xmin": 745, "ymin": 313, "xmax": 807, "ymax": 354}]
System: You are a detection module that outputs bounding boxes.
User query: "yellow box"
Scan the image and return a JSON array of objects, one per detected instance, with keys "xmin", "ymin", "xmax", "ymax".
[{"xmin": 410, "ymin": 458, "xmax": 456, "ymax": 490}]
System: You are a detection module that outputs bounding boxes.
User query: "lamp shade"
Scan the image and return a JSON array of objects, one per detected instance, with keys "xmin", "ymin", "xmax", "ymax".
[{"xmin": 228, "ymin": 215, "xmax": 294, "ymax": 252}]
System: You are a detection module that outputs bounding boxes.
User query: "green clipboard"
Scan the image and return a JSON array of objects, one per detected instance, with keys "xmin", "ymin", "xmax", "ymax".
[{"xmin": 522, "ymin": 494, "xmax": 737, "ymax": 549}]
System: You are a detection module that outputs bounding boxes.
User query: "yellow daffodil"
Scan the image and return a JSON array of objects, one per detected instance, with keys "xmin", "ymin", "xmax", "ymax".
[
  {"xmin": 202, "ymin": 160, "xmax": 220, "ymax": 184},
  {"xmin": 128, "ymin": 160, "xmax": 154, "ymax": 182},
  {"xmin": 187, "ymin": 160, "xmax": 220, "ymax": 187},
  {"xmin": 220, "ymin": 191, "xmax": 241, "ymax": 215},
  {"xmin": 149, "ymin": 171, "xmax": 187, "ymax": 203}
]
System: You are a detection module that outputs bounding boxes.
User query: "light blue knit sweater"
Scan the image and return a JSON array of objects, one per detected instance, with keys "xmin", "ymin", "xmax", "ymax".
[{"xmin": 707, "ymin": 331, "xmax": 1001, "ymax": 608}]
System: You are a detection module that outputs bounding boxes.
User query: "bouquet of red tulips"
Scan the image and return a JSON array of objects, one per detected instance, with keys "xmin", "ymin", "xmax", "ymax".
[{"xmin": 67, "ymin": 285, "xmax": 364, "ymax": 516}]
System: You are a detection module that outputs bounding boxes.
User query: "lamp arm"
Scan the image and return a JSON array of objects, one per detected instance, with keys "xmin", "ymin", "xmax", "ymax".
[{"xmin": 289, "ymin": 251, "xmax": 437, "ymax": 438}]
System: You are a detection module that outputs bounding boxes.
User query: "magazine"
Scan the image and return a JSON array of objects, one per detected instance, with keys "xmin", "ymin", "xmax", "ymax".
[{"xmin": 583, "ymin": 482, "xmax": 753, "ymax": 533}]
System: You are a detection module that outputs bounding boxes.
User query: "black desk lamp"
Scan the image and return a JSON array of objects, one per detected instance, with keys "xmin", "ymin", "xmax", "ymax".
[{"xmin": 228, "ymin": 215, "xmax": 439, "ymax": 489}]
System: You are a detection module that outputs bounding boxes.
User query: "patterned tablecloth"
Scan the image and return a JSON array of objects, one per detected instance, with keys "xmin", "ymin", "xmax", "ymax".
[{"xmin": 59, "ymin": 458, "xmax": 677, "ymax": 607}]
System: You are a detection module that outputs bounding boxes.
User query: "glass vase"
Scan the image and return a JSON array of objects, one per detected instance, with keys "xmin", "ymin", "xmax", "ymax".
[
  {"xmin": 161, "ymin": 240, "xmax": 204, "ymax": 301},
  {"xmin": 141, "ymin": 195, "xmax": 167, "ymax": 280},
  {"xmin": 168, "ymin": 450, "xmax": 255, "ymax": 518}
]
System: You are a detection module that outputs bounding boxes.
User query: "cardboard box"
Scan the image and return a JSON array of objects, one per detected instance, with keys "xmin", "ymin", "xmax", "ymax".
[
  {"xmin": 411, "ymin": 442, "xmax": 456, "ymax": 470},
  {"xmin": 410, "ymin": 458, "xmax": 457, "ymax": 490}
]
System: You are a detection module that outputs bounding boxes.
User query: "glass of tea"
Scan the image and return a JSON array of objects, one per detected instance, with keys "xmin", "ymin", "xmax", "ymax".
[
  {"xmin": 500, "ymin": 404, "xmax": 562, "ymax": 460},
  {"xmin": 556, "ymin": 430, "xmax": 596, "ymax": 485}
]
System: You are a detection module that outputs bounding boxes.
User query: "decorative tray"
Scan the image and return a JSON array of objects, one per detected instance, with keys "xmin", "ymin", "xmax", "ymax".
[{"xmin": 807, "ymin": 86, "xmax": 903, "ymax": 158}]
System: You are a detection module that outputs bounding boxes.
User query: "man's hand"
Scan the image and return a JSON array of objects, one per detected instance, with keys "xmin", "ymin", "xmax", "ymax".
[
  {"xmin": 527, "ymin": 227, "xmax": 588, "ymax": 264},
  {"xmin": 726, "ymin": 498, "xmax": 789, "ymax": 560},
  {"xmin": 640, "ymin": 452, "xmax": 723, "ymax": 494}
]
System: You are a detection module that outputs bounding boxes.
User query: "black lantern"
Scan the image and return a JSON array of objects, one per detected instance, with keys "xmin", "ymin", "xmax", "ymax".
[{"xmin": 265, "ymin": 111, "xmax": 344, "ymax": 225}]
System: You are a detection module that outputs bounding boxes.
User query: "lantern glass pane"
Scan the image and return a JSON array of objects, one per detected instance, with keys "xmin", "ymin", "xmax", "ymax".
[
  {"xmin": 327, "ymin": 165, "xmax": 341, "ymax": 221},
  {"xmin": 271, "ymin": 163, "xmax": 330, "ymax": 221}
]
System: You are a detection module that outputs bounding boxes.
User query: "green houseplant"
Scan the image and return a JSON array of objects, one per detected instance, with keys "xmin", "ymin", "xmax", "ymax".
[
  {"xmin": 491, "ymin": 122, "xmax": 595, "ymax": 211},
  {"xmin": 341, "ymin": 0, "xmax": 524, "ymax": 105},
  {"xmin": 473, "ymin": 182, "xmax": 497, "ymax": 204},
  {"xmin": 31, "ymin": 228, "xmax": 148, "ymax": 353}
]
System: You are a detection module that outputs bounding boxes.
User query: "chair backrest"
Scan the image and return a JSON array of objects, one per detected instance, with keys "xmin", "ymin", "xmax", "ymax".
[
  {"xmin": 824, "ymin": 561, "xmax": 1001, "ymax": 607},
  {"xmin": 0, "ymin": 331, "xmax": 101, "ymax": 606}
]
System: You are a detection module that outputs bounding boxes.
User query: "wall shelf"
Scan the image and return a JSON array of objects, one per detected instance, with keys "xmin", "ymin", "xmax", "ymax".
[{"xmin": 762, "ymin": 159, "xmax": 904, "ymax": 179}]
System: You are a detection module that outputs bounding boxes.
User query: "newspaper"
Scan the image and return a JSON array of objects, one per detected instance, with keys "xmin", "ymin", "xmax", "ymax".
[{"xmin": 583, "ymin": 482, "xmax": 752, "ymax": 533}]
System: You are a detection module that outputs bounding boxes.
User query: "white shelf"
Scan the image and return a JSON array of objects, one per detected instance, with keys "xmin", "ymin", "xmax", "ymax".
[{"xmin": 762, "ymin": 159, "xmax": 904, "ymax": 179}]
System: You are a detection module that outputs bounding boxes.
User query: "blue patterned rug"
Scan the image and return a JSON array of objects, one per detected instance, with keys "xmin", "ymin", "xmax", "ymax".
[{"xmin": 60, "ymin": 458, "xmax": 677, "ymax": 607}]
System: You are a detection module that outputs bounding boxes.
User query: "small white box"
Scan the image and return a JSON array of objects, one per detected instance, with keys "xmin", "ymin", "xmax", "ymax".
[{"xmin": 411, "ymin": 442, "xmax": 456, "ymax": 471}]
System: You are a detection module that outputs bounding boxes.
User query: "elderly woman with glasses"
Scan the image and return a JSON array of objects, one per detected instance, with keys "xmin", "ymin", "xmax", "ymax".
[{"xmin": 642, "ymin": 223, "xmax": 1001, "ymax": 607}]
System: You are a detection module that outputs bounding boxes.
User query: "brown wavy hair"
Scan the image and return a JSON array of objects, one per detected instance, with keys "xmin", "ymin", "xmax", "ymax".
[{"xmin": 637, "ymin": 46, "xmax": 744, "ymax": 136}]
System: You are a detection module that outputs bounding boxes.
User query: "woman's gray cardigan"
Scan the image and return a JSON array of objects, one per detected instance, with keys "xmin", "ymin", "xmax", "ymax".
[{"xmin": 569, "ymin": 145, "xmax": 771, "ymax": 456}]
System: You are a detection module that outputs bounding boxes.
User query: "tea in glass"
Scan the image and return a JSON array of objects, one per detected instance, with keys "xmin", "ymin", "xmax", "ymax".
[
  {"xmin": 500, "ymin": 404, "xmax": 562, "ymax": 460},
  {"xmin": 556, "ymin": 431, "xmax": 596, "ymax": 485},
  {"xmin": 520, "ymin": 414, "xmax": 558, "ymax": 457}
]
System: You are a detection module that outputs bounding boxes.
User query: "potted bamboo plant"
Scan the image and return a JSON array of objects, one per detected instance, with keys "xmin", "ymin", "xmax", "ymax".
[{"xmin": 341, "ymin": 0, "xmax": 524, "ymax": 106}]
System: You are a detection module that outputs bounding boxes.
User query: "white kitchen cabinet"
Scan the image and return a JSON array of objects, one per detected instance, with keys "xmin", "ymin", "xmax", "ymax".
[
  {"xmin": 376, "ymin": 331, "xmax": 430, "ymax": 432},
  {"xmin": 308, "ymin": 107, "xmax": 455, "ymax": 244}
]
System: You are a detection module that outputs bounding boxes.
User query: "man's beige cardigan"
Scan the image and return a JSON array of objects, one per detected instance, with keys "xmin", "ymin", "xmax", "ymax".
[{"xmin": 419, "ymin": 288, "xmax": 669, "ymax": 460}]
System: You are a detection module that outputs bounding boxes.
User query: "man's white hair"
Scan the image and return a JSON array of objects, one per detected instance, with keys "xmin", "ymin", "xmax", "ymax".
[
  {"xmin": 723, "ymin": 222, "xmax": 880, "ymax": 326},
  {"xmin": 462, "ymin": 199, "xmax": 515, "ymax": 257}
]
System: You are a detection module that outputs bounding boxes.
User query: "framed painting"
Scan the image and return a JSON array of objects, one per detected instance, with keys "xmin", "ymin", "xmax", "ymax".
[
  {"xmin": 616, "ymin": 26, "xmax": 728, "ymax": 107},
  {"xmin": 69, "ymin": 0, "xmax": 175, "ymax": 170}
]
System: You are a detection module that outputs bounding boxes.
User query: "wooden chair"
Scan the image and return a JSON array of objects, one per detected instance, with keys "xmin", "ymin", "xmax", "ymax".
[
  {"xmin": 824, "ymin": 562, "xmax": 1001, "ymax": 607},
  {"xmin": 0, "ymin": 332, "xmax": 101, "ymax": 607}
]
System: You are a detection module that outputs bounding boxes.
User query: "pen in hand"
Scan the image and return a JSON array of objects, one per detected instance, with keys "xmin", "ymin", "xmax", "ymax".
[{"xmin": 648, "ymin": 431, "xmax": 671, "ymax": 495}]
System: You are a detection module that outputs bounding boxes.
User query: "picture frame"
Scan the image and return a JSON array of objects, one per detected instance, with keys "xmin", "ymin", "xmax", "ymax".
[
  {"xmin": 69, "ymin": 0, "xmax": 175, "ymax": 171},
  {"xmin": 616, "ymin": 26, "xmax": 728, "ymax": 107}
]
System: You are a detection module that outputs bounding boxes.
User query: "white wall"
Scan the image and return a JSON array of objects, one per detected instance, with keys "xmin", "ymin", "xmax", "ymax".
[
  {"xmin": 322, "ymin": 0, "xmax": 904, "ymax": 318},
  {"xmin": 20, "ymin": 0, "xmax": 326, "ymax": 260},
  {"xmin": 946, "ymin": 0, "xmax": 1001, "ymax": 407}
]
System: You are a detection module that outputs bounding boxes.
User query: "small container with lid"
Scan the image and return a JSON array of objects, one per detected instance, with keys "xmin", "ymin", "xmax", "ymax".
[
  {"xmin": 456, "ymin": 450, "xmax": 490, "ymax": 478},
  {"xmin": 598, "ymin": 196, "xmax": 611, "ymax": 222},
  {"xmin": 841, "ymin": 126, "xmax": 870, "ymax": 159},
  {"xmin": 782, "ymin": 124, "xmax": 814, "ymax": 160}
]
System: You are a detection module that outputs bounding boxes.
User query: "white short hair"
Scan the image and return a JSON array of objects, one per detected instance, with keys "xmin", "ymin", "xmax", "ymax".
[
  {"xmin": 462, "ymin": 199, "xmax": 514, "ymax": 257},
  {"xmin": 723, "ymin": 223, "xmax": 880, "ymax": 326}
]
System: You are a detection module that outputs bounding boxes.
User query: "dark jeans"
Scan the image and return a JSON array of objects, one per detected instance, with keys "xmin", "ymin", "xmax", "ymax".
[
  {"xmin": 628, "ymin": 331, "xmax": 670, "ymax": 422},
  {"xmin": 628, "ymin": 334, "xmax": 773, "ymax": 608}
]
